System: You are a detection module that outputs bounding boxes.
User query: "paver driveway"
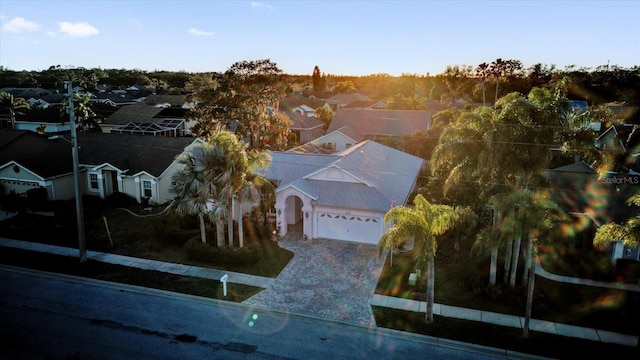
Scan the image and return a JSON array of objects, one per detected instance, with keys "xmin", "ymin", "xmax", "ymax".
[{"xmin": 242, "ymin": 237, "xmax": 387, "ymax": 328}]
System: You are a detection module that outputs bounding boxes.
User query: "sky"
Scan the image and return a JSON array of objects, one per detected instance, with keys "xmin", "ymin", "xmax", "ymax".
[{"xmin": 1, "ymin": 0, "xmax": 638, "ymax": 76}]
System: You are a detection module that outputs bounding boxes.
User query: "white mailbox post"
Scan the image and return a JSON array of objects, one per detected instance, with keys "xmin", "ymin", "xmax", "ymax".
[{"xmin": 220, "ymin": 274, "xmax": 229, "ymax": 297}]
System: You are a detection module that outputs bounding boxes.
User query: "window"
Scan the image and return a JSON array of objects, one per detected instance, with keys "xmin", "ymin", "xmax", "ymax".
[
  {"xmin": 142, "ymin": 180, "xmax": 152, "ymax": 198},
  {"xmin": 89, "ymin": 173, "xmax": 99, "ymax": 190}
]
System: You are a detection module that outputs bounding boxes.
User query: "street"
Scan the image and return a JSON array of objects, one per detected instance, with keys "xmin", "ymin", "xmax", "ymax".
[{"xmin": 0, "ymin": 265, "xmax": 526, "ymax": 359}]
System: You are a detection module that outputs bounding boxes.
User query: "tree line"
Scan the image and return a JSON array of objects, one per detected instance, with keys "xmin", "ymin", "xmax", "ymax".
[{"xmin": 1, "ymin": 59, "xmax": 639, "ymax": 109}]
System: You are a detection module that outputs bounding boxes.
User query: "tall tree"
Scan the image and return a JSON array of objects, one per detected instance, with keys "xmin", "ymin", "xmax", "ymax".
[
  {"xmin": 433, "ymin": 85, "xmax": 589, "ymax": 287},
  {"xmin": 312, "ymin": 65, "xmax": 323, "ymax": 91},
  {"xmin": 0, "ymin": 92, "xmax": 30, "ymax": 129},
  {"xmin": 490, "ymin": 58, "xmax": 506, "ymax": 104},
  {"xmin": 378, "ymin": 194, "xmax": 475, "ymax": 322},
  {"xmin": 187, "ymin": 59, "xmax": 290, "ymax": 147},
  {"xmin": 475, "ymin": 62, "xmax": 490, "ymax": 106}
]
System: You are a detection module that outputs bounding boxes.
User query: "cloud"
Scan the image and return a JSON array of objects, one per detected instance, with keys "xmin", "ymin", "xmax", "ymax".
[
  {"xmin": 3, "ymin": 17, "xmax": 40, "ymax": 32},
  {"xmin": 188, "ymin": 28, "xmax": 215, "ymax": 36},
  {"xmin": 250, "ymin": 1, "xmax": 273, "ymax": 10},
  {"xmin": 58, "ymin": 22, "xmax": 99, "ymax": 37}
]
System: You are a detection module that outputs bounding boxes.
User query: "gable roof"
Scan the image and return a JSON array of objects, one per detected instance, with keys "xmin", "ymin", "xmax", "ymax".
[
  {"xmin": 0, "ymin": 130, "xmax": 197, "ymax": 180},
  {"xmin": 279, "ymin": 96, "xmax": 328, "ymax": 111},
  {"xmin": 327, "ymin": 92, "xmax": 372, "ymax": 107},
  {"xmin": 282, "ymin": 110, "xmax": 324, "ymax": 130},
  {"xmin": 262, "ymin": 140, "xmax": 423, "ymax": 212},
  {"xmin": 327, "ymin": 109, "xmax": 432, "ymax": 141},
  {"xmin": 0, "ymin": 130, "xmax": 74, "ymax": 178}
]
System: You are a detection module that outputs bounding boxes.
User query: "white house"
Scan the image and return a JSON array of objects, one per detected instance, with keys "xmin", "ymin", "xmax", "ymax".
[{"xmin": 261, "ymin": 140, "xmax": 424, "ymax": 244}]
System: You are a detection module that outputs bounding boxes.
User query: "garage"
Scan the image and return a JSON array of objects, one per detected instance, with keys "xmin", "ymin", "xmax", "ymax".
[{"xmin": 316, "ymin": 211, "xmax": 382, "ymax": 244}]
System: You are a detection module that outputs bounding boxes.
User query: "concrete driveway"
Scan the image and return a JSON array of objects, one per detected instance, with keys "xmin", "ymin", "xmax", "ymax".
[{"xmin": 242, "ymin": 237, "xmax": 387, "ymax": 329}]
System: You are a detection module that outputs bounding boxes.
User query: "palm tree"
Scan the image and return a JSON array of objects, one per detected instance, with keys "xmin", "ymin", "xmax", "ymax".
[
  {"xmin": 60, "ymin": 92, "xmax": 98, "ymax": 131},
  {"xmin": 490, "ymin": 58, "xmax": 505, "ymax": 105},
  {"xmin": 475, "ymin": 62, "xmax": 490, "ymax": 106},
  {"xmin": 0, "ymin": 92, "xmax": 30, "ymax": 129},
  {"xmin": 171, "ymin": 142, "xmax": 216, "ymax": 244},
  {"xmin": 379, "ymin": 194, "xmax": 475, "ymax": 323},
  {"xmin": 236, "ymin": 149, "xmax": 273, "ymax": 248}
]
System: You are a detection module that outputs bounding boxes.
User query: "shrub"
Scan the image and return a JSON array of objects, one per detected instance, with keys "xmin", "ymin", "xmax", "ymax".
[{"xmin": 26, "ymin": 187, "xmax": 48, "ymax": 211}]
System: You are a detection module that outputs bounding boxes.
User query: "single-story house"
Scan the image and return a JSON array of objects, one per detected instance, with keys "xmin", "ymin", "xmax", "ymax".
[
  {"xmin": 261, "ymin": 140, "xmax": 424, "ymax": 244},
  {"xmin": 279, "ymin": 96, "xmax": 331, "ymax": 117},
  {"xmin": 0, "ymin": 130, "xmax": 200, "ymax": 205}
]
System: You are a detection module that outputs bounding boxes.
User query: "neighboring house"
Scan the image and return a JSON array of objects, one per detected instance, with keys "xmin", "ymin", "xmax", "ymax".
[
  {"xmin": 13, "ymin": 106, "xmax": 72, "ymax": 134},
  {"xmin": 282, "ymin": 110, "xmax": 324, "ymax": 144},
  {"xmin": 342, "ymin": 100, "xmax": 387, "ymax": 110},
  {"xmin": 0, "ymin": 87, "xmax": 51, "ymax": 99},
  {"xmin": 0, "ymin": 130, "xmax": 76, "ymax": 199},
  {"xmin": 143, "ymin": 94, "xmax": 189, "ymax": 109},
  {"xmin": 545, "ymin": 157, "xmax": 640, "ymax": 264},
  {"xmin": 326, "ymin": 92, "xmax": 372, "ymax": 110},
  {"xmin": 0, "ymin": 130, "xmax": 200, "ymax": 205},
  {"xmin": 288, "ymin": 127, "xmax": 359, "ymax": 154},
  {"xmin": 279, "ymin": 96, "xmax": 331, "ymax": 117},
  {"xmin": 596, "ymin": 123, "xmax": 640, "ymax": 174},
  {"xmin": 327, "ymin": 109, "xmax": 432, "ymax": 144},
  {"xmin": 102, "ymin": 103, "xmax": 191, "ymax": 136},
  {"xmin": 261, "ymin": 140, "xmax": 424, "ymax": 244}
]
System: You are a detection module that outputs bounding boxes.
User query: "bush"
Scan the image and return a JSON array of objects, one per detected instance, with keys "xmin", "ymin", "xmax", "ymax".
[
  {"xmin": 26, "ymin": 187, "xmax": 48, "ymax": 211},
  {"xmin": 184, "ymin": 238, "xmax": 260, "ymax": 266}
]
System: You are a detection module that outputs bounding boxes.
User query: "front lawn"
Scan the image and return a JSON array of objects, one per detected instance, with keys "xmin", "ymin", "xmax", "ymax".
[
  {"xmin": 0, "ymin": 205, "xmax": 293, "ymax": 278},
  {"xmin": 374, "ymin": 232, "xmax": 640, "ymax": 336}
]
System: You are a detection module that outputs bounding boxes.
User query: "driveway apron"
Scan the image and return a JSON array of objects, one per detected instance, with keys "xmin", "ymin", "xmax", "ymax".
[{"xmin": 242, "ymin": 237, "xmax": 387, "ymax": 328}]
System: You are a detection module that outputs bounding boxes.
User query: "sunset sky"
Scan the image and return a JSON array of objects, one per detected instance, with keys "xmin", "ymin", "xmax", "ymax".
[{"xmin": 1, "ymin": 0, "xmax": 638, "ymax": 76}]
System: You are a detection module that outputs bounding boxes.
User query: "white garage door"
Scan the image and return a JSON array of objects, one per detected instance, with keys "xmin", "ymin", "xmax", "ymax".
[{"xmin": 316, "ymin": 212, "xmax": 381, "ymax": 244}]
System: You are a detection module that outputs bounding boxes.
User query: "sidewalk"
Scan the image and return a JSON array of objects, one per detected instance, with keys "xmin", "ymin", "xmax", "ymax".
[{"xmin": 0, "ymin": 237, "xmax": 637, "ymax": 348}]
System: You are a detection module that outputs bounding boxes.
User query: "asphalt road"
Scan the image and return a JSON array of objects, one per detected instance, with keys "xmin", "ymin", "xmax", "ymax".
[{"xmin": 0, "ymin": 265, "xmax": 537, "ymax": 360}]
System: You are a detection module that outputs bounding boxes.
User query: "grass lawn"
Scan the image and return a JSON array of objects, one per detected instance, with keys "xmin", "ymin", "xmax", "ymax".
[
  {"xmin": 375, "ymin": 234, "xmax": 640, "ymax": 333},
  {"xmin": 1, "ymin": 205, "xmax": 639, "ymax": 358}
]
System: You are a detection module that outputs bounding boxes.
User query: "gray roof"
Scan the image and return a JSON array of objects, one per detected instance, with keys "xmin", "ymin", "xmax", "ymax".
[
  {"xmin": 0, "ymin": 130, "xmax": 197, "ymax": 179},
  {"xmin": 77, "ymin": 132, "xmax": 196, "ymax": 176},
  {"xmin": 327, "ymin": 109, "xmax": 432, "ymax": 141},
  {"xmin": 104, "ymin": 104, "xmax": 164, "ymax": 125},
  {"xmin": 262, "ymin": 140, "xmax": 423, "ymax": 212},
  {"xmin": 0, "ymin": 130, "xmax": 73, "ymax": 178},
  {"xmin": 282, "ymin": 110, "xmax": 324, "ymax": 130}
]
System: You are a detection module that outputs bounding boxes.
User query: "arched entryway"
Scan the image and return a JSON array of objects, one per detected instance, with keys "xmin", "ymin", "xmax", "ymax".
[{"xmin": 284, "ymin": 195, "xmax": 304, "ymax": 235}]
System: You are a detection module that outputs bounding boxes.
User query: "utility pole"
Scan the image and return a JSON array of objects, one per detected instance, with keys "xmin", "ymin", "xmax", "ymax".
[{"xmin": 65, "ymin": 81, "xmax": 87, "ymax": 263}]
